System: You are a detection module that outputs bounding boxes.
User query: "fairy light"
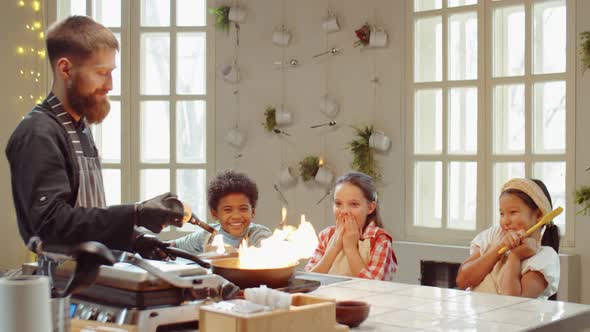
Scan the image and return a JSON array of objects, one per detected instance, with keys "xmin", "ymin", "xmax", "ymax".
[{"xmin": 16, "ymin": 0, "xmax": 45, "ymax": 104}]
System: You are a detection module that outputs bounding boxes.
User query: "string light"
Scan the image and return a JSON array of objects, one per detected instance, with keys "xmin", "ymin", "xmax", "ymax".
[{"xmin": 16, "ymin": 0, "xmax": 45, "ymax": 104}]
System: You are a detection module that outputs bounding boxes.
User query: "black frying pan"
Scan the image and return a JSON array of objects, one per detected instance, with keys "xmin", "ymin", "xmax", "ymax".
[{"xmin": 210, "ymin": 257, "xmax": 297, "ymax": 289}]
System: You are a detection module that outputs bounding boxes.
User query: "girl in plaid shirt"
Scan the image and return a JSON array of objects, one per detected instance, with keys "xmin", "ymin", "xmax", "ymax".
[{"xmin": 304, "ymin": 171, "xmax": 398, "ymax": 280}]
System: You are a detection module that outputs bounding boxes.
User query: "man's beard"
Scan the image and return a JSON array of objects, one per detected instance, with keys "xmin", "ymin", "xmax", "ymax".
[{"xmin": 66, "ymin": 76, "xmax": 110, "ymax": 124}]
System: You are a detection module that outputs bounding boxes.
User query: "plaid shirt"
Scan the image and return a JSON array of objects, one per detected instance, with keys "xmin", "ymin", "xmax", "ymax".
[{"xmin": 304, "ymin": 222, "xmax": 398, "ymax": 281}]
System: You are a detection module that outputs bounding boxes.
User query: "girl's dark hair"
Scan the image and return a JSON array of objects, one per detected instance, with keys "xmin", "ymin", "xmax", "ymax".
[
  {"xmin": 501, "ymin": 179, "xmax": 560, "ymax": 253},
  {"xmin": 208, "ymin": 170, "xmax": 258, "ymax": 210},
  {"xmin": 334, "ymin": 171, "xmax": 382, "ymax": 230}
]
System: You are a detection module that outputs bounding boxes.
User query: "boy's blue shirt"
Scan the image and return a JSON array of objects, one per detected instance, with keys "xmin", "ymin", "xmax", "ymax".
[{"xmin": 173, "ymin": 222, "xmax": 272, "ymax": 254}]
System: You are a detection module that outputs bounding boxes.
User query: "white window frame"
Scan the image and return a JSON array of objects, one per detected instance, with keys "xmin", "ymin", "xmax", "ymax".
[
  {"xmin": 47, "ymin": 0, "xmax": 215, "ymax": 239},
  {"xmin": 405, "ymin": 0, "xmax": 576, "ymax": 247}
]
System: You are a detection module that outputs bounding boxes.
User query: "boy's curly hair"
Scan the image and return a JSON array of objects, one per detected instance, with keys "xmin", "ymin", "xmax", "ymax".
[{"xmin": 208, "ymin": 170, "xmax": 259, "ymax": 211}]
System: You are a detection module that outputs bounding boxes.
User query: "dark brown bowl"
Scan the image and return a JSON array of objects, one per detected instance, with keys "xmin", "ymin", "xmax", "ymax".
[{"xmin": 335, "ymin": 300, "xmax": 370, "ymax": 327}]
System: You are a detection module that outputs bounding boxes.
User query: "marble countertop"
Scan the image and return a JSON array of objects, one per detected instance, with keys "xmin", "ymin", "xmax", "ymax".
[{"xmin": 305, "ymin": 275, "xmax": 590, "ymax": 331}]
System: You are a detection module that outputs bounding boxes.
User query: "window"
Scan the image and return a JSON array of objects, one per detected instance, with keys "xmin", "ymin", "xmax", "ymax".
[
  {"xmin": 407, "ymin": 0, "xmax": 574, "ymax": 245},
  {"xmin": 51, "ymin": 0, "xmax": 211, "ymax": 234}
]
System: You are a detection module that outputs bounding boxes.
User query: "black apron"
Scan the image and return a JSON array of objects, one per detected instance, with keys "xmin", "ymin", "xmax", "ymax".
[{"xmin": 38, "ymin": 93, "xmax": 107, "ymax": 277}]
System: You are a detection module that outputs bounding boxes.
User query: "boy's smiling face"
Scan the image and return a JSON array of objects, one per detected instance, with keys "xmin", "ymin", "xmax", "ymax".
[{"xmin": 211, "ymin": 193, "xmax": 255, "ymax": 237}]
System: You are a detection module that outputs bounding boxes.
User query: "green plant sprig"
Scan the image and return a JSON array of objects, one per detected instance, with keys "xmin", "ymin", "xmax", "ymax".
[
  {"xmin": 209, "ymin": 6, "xmax": 231, "ymax": 32},
  {"xmin": 581, "ymin": 31, "xmax": 590, "ymax": 73},
  {"xmin": 574, "ymin": 185, "xmax": 590, "ymax": 216},
  {"xmin": 263, "ymin": 106, "xmax": 277, "ymax": 132},
  {"xmin": 299, "ymin": 155, "xmax": 320, "ymax": 181},
  {"xmin": 347, "ymin": 125, "xmax": 380, "ymax": 179}
]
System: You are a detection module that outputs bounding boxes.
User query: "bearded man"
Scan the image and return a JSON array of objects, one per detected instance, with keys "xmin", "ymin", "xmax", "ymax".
[{"xmin": 5, "ymin": 16, "xmax": 182, "ymax": 274}]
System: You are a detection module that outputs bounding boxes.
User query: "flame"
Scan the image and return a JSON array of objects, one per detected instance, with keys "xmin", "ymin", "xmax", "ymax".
[
  {"xmin": 281, "ymin": 206, "xmax": 287, "ymax": 224},
  {"xmin": 237, "ymin": 214, "xmax": 319, "ymax": 269},
  {"xmin": 318, "ymin": 158, "xmax": 324, "ymax": 167},
  {"xmin": 211, "ymin": 234, "xmax": 226, "ymax": 255}
]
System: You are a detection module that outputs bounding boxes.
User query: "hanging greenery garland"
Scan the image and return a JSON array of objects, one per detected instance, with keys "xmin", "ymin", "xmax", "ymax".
[{"xmin": 347, "ymin": 125, "xmax": 380, "ymax": 179}]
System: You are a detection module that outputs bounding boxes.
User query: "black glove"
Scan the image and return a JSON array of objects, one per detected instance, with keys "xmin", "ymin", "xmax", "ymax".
[
  {"xmin": 133, "ymin": 233, "xmax": 174, "ymax": 261},
  {"xmin": 135, "ymin": 192, "xmax": 184, "ymax": 233}
]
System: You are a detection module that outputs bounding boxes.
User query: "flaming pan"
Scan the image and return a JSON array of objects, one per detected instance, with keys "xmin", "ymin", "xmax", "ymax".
[{"xmin": 210, "ymin": 257, "xmax": 297, "ymax": 289}]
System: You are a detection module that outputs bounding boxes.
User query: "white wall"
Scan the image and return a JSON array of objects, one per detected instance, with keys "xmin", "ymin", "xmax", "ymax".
[
  {"xmin": 213, "ymin": 0, "xmax": 406, "ymax": 240},
  {"xmin": 1, "ymin": 0, "xmax": 590, "ymax": 305}
]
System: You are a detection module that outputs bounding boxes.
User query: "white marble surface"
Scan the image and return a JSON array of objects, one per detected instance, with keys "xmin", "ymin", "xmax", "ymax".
[{"xmin": 308, "ymin": 277, "xmax": 590, "ymax": 331}]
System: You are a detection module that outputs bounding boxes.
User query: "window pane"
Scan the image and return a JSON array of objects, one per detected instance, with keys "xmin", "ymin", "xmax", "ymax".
[
  {"xmin": 448, "ymin": 11, "xmax": 477, "ymax": 80},
  {"xmin": 177, "ymin": 32, "xmax": 206, "ymax": 95},
  {"xmin": 415, "ymin": 89, "xmax": 442, "ymax": 154},
  {"xmin": 493, "ymin": 5, "xmax": 524, "ymax": 77},
  {"xmin": 141, "ymin": 101, "xmax": 170, "ymax": 163},
  {"xmin": 177, "ymin": 0, "xmax": 206, "ymax": 26},
  {"xmin": 102, "ymin": 169, "xmax": 121, "ymax": 205},
  {"xmin": 415, "ymin": 16, "xmax": 442, "ymax": 82},
  {"xmin": 141, "ymin": 33, "xmax": 170, "ymax": 95},
  {"xmin": 414, "ymin": 0, "xmax": 441, "ymax": 12},
  {"xmin": 448, "ymin": 87, "xmax": 477, "ymax": 154},
  {"xmin": 493, "ymin": 162, "xmax": 525, "ymax": 225},
  {"xmin": 92, "ymin": 0, "xmax": 120, "ymax": 27},
  {"xmin": 414, "ymin": 162, "xmax": 442, "ymax": 228},
  {"xmin": 111, "ymin": 33, "xmax": 121, "ymax": 96},
  {"xmin": 533, "ymin": 81, "xmax": 566, "ymax": 154},
  {"xmin": 448, "ymin": 162, "xmax": 477, "ymax": 230},
  {"xmin": 140, "ymin": 169, "xmax": 170, "ymax": 200},
  {"xmin": 493, "ymin": 84, "xmax": 524, "ymax": 154},
  {"xmin": 533, "ymin": 162, "xmax": 566, "ymax": 233},
  {"xmin": 141, "ymin": 0, "xmax": 170, "ymax": 27},
  {"xmin": 448, "ymin": 0, "xmax": 477, "ymax": 7},
  {"xmin": 177, "ymin": 169, "xmax": 207, "ymax": 231},
  {"xmin": 57, "ymin": 0, "xmax": 86, "ymax": 20},
  {"xmin": 533, "ymin": 0, "xmax": 566, "ymax": 74},
  {"xmin": 177, "ymin": 101, "xmax": 206, "ymax": 163},
  {"xmin": 92, "ymin": 101, "xmax": 121, "ymax": 163}
]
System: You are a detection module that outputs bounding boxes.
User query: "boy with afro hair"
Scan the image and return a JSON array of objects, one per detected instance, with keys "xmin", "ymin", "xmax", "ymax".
[{"xmin": 171, "ymin": 170, "xmax": 271, "ymax": 254}]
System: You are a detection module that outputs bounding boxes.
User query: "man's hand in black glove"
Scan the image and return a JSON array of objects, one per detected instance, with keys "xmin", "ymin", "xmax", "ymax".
[
  {"xmin": 135, "ymin": 192, "xmax": 184, "ymax": 233},
  {"xmin": 133, "ymin": 233, "xmax": 175, "ymax": 261}
]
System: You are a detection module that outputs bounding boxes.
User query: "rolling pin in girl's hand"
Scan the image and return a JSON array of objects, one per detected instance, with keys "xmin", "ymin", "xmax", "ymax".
[{"xmin": 497, "ymin": 206, "xmax": 564, "ymax": 255}]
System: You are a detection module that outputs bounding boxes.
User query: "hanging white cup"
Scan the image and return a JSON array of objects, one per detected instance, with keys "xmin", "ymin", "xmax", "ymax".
[
  {"xmin": 225, "ymin": 127, "xmax": 246, "ymax": 148},
  {"xmin": 277, "ymin": 166, "xmax": 297, "ymax": 187},
  {"xmin": 369, "ymin": 28, "xmax": 388, "ymax": 48},
  {"xmin": 369, "ymin": 131, "xmax": 391, "ymax": 151},
  {"xmin": 221, "ymin": 63, "xmax": 240, "ymax": 84},
  {"xmin": 228, "ymin": 6, "xmax": 247, "ymax": 23},
  {"xmin": 315, "ymin": 166, "xmax": 334, "ymax": 186},
  {"xmin": 319, "ymin": 95, "xmax": 339, "ymax": 118},
  {"xmin": 275, "ymin": 110, "xmax": 293, "ymax": 125},
  {"xmin": 321, "ymin": 14, "xmax": 340, "ymax": 33},
  {"xmin": 272, "ymin": 27, "xmax": 291, "ymax": 47}
]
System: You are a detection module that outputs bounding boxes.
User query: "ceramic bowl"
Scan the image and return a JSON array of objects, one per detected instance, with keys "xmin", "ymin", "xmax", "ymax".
[{"xmin": 335, "ymin": 300, "xmax": 370, "ymax": 327}]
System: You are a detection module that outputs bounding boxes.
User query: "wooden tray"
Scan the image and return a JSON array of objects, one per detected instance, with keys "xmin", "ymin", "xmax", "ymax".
[{"xmin": 199, "ymin": 294, "xmax": 348, "ymax": 332}]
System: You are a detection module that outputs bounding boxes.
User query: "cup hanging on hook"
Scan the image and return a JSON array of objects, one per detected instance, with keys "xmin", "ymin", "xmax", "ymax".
[
  {"xmin": 272, "ymin": 25, "xmax": 292, "ymax": 47},
  {"xmin": 321, "ymin": 10, "xmax": 340, "ymax": 33}
]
